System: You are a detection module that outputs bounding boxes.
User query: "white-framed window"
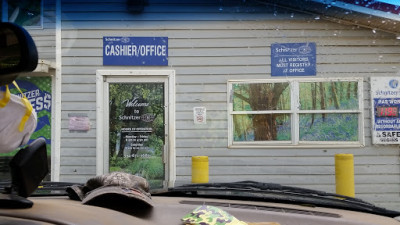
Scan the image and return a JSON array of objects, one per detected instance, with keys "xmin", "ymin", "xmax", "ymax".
[
  {"xmin": 228, "ymin": 78, "xmax": 364, "ymax": 148},
  {"xmin": 2, "ymin": 0, "xmax": 43, "ymax": 29}
]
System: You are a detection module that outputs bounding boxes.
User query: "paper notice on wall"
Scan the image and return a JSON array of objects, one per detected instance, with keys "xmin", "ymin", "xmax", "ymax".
[
  {"xmin": 194, "ymin": 107, "xmax": 206, "ymax": 125},
  {"xmin": 68, "ymin": 113, "xmax": 90, "ymax": 132}
]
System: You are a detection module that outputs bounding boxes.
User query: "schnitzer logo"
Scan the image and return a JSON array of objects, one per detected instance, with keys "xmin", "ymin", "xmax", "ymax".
[
  {"xmin": 389, "ymin": 79, "xmax": 399, "ymax": 89},
  {"xmin": 141, "ymin": 114, "xmax": 155, "ymax": 122},
  {"xmin": 121, "ymin": 37, "xmax": 130, "ymax": 43},
  {"xmin": 298, "ymin": 45, "xmax": 312, "ymax": 54}
]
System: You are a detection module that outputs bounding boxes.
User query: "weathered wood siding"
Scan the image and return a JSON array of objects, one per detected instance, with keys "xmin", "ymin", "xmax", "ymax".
[{"xmin": 59, "ymin": 0, "xmax": 400, "ymax": 209}]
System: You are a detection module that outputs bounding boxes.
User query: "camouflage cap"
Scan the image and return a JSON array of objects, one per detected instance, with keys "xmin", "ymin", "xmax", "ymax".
[
  {"xmin": 67, "ymin": 172, "xmax": 153, "ymax": 207},
  {"xmin": 182, "ymin": 205, "xmax": 248, "ymax": 225}
]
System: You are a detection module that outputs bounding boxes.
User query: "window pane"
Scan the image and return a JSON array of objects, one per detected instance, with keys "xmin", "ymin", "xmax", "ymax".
[
  {"xmin": 299, "ymin": 113, "xmax": 358, "ymax": 141},
  {"xmin": 109, "ymin": 83, "xmax": 165, "ymax": 189},
  {"xmin": 299, "ymin": 81, "xmax": 358, "ymax": 110},
  {"xmin": 8, "ymin": 0, "xmax": 42, "ymax": 27},
  {"xmin": 233, "ymin": 114, "xmax": 291, "ymax": 141},
  {"xmin": 233, "ymin": 83, "xmax": 290, "ymax": 111}
]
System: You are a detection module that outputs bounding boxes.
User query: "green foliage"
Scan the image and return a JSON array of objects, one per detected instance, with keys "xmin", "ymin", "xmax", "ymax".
[
  {"xmin": 147, "ymin": 134, "xmax": 164, "ymax": 156},
  {"xmin": 299, "ymin": 81, "xmax": 358, "ymax": 110},
  {"xmin": 110, "ymin": 156, "xmax": 164, "ymax": 181},
  {"xmin": 299, "ymin": 114, "xmax": 358, "ymax": 141},
  {"xmin": 110, "ymin": 155, "xmax": 132, "ymax": 169},
  {"xmin": 110, "ymin": 166, "xmax": 122, "ymax": 172},
  {"xmin": 232, "ymin": 83, "xmax": 290, "ymax": 111},
  {"xmin": 128, "ymin": 157, "xmax": 164, "ymax": 179}
]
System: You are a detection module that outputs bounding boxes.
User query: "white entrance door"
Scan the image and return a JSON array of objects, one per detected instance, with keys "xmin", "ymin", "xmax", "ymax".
[{"xmin": 96, "ymin": 70, "xmax": 175, "ymax": 189}]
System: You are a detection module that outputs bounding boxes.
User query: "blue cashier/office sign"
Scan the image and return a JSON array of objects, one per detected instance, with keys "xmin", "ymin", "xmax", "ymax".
[
  {"xmin": 271, "ymin": 42, "xmax": 316, "ymax": 76},
  {"xmin": 103, "ymin": 37, "xmax": 168, "ymax": 66}
]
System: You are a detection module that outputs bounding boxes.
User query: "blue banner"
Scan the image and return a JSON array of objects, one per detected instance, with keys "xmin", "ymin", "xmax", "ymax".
[
  {"xmin": 271, "ymin": 42, "xmax": 316, "ymax": 76},
  {"xmin": 103, "ymin": 37, "xmax": 168, "ymax": 66}
]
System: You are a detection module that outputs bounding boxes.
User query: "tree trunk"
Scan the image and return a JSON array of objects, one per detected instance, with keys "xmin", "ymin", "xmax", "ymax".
[
  {"xmin": 319, "ymin": 82, "xmax": 326, "ymax": 121},
  {"xmin": 109, "ymin": 98, "xmax": 117, "ymax": 157},
  {"xmin": 347, "ymin": 82, "xmax": 351, "ymax": 99},
  {"xmin": 253, "ymin": 114, "xmax": 277, "ymax": 140},
  {"xmin": 331, "ymin": 82, "xmax": 340, "ymax": 109},
  {"xmin": 311, "ymin": 83, "xmax": 317, "ymax": 127},
  {"xmin": 353, "ymin": 82, "xmax": 358, "ymax": 98},
  {"xmin": 249, "ymin": 83, "xmax": 289, "ymax": 140}
]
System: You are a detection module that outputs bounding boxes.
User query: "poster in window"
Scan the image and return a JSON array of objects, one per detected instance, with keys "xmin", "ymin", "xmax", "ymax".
[
  {"xmin": 3, "ymin": 77, "xmax": 52, "ymax": 149},
  {"xmin": 109, "ymin": 83, "xmax": 165, "ymax": 189},
  {"xmin": 231, "ymin": 81, "xmax": 359, "ymax": 143},
  {"xmin": 298, "ymin": 81, "xmax": 359, "ymax": 142},
  {"xmin": 0, "ymin": 77, "xmax": 51, "ymax": 180},
  {"xmin": 232, "ymin": 82, "xmax": 291, "ymax": 141}
]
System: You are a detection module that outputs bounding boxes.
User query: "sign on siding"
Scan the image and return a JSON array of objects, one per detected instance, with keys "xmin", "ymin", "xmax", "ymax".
[
  {"xmin": 271, "ymin": 42, "xmax": 316, "ymax": 76},
  {"xmin": 103, "ymin": 37, "xmax": 168, "ymax": 66},
  {"xmin": 68, "ymin": 113, "xmax": 90, "ymax": 133},
  {"xmin": 193, "ymin": 107, "xmax": 206, "ymax": 125},
  {"xmin": 371, "ymin": 77, "xmax": 400, "ymax": 144}
]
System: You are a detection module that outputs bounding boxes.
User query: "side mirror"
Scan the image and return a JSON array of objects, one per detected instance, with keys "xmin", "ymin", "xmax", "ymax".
[{"xmin": 0, "ymin": 22, "xmax": 38, "ymax": 86}]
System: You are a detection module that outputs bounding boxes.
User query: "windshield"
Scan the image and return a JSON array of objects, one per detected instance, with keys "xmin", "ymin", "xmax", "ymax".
[{"xmin": 0, "ymin": 0, "xmax": 400, "ymax": 215}]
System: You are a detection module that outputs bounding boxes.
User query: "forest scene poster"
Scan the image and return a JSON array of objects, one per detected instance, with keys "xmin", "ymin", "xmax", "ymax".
[
  {"xmin": 232, "ymin": 81, "xmax": 359, "ymax": 142},
  {"xmin": 109, "ymin": 83, "xmax": 165, "ymax": 189}
]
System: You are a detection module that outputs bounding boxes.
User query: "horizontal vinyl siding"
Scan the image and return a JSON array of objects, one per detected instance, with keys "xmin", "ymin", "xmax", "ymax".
[
  {"xmin": 27, "ymin": 0, "xmax": 56, "ymax": 62},
  {"xmin": 59, "ymin": 1, "xmax": 400, "ymax": 209}
]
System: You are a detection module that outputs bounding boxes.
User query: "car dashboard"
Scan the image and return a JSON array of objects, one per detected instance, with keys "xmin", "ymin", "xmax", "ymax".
[{"xmin": 0, "ymin": 195, "xmax": 399, "ymax": 225}]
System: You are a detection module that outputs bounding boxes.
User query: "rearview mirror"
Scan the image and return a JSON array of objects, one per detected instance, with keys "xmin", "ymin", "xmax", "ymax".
[{"xmin": 0, "ymin": 22, "xmax": 38, "ymax": 86}]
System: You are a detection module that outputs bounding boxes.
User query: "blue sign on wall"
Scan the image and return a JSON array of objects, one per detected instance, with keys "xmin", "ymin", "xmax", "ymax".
[
  {"xmin": 103, "ymin": 37, "xmax": 168, "ymax": 66},
  {"xmin": 271, "ymin": 42, "xmax": 316, "ymax": 76},
  {"xmin": 371, "ymin": 77, "xmax": 400, "ymax": 144}
]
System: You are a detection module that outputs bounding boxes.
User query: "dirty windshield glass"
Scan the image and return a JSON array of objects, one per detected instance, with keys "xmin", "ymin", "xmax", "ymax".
[{"xmin": 0, "ymin": 0, "xmax": 399, "ymax": 213}]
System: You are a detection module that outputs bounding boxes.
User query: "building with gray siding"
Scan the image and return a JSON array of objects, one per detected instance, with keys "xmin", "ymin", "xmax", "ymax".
[{"xmin": 1, "ymin": 0, "xmax": 400, "ymax": 210}]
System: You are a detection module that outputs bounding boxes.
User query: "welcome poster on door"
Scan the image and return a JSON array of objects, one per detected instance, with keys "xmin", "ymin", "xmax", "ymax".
[{"xmin": 108, "ymin": 82, "xmax": 165, "ymax": 189}]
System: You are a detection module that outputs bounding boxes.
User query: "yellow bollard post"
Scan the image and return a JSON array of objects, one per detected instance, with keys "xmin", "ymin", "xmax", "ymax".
[
  {"xmin": 192, "ymin": 156, "xmax": 209, "ymax": 183},
  {"xmin": 335, "ymin": 154, "xmax": 355, "ymax": 197}
]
